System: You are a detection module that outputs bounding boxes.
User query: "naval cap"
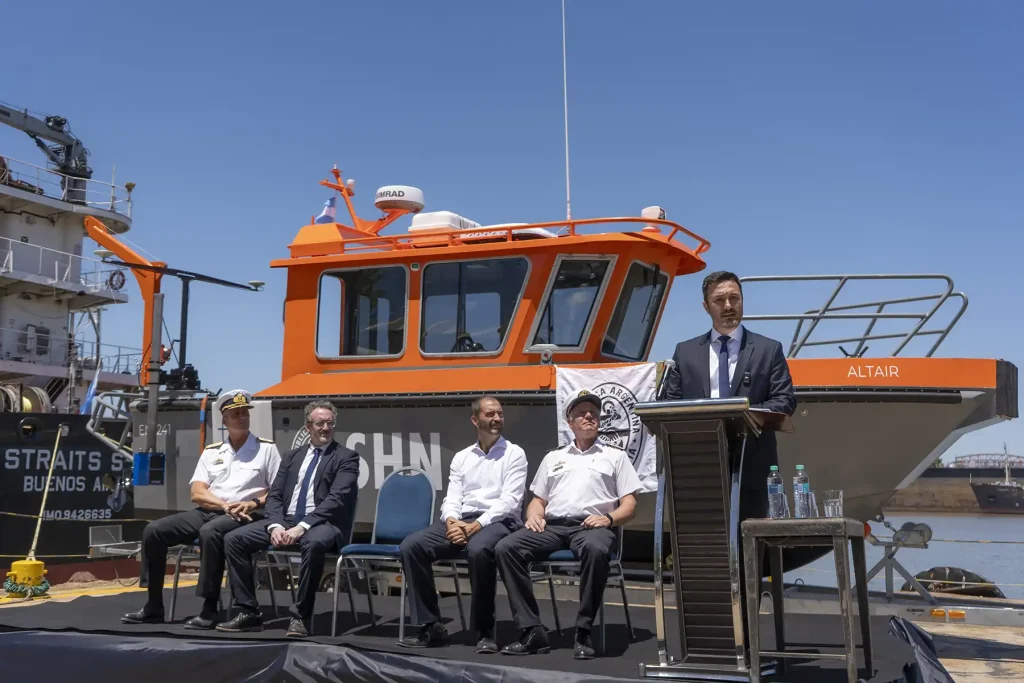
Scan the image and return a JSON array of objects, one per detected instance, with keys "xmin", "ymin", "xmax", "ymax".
[
  {"xmin": 216, "ymin": 389, "xmax": 253, "ymax": 413},
  {"xmin": 565, "ymin": 389, "xmax": 601, "ymax": 419}
]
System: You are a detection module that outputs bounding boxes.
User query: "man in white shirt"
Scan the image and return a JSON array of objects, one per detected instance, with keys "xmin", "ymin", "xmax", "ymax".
[
  {"xmin": 398, "ymin": 396, "xmax": 528, "ymax": 653},
  {"xmin": 218, "ymin": 400, "xmax": 360, "ymax": 637},
  {"xmin": 121, "ymin": 390, "xmax": 282, "ymax": 629},
  {"xmin": 495, "ymin": 390, "xmax": 643, "ymax": 660}
]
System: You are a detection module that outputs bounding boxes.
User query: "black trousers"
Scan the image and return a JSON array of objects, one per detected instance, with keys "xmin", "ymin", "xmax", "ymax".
[
  {"xmin": 399, "ymin": 514, "xmax": 518, "ymax": 634},
  {"xmin": 224, "ymin": 517, "xmax": 339, "ymax": 621},
  {"xmin": 141, "ymin": 508, "xmax": 254, "ymax": 608},
  {"xmin": 495, "ymin": 519, "xmax": 615, "ymax": 632}
]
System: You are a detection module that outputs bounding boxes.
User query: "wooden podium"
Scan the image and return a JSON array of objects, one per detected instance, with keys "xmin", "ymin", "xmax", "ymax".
[{"xmin": 633, "ymin": 398, "xmax": 793, "ymax": 682}]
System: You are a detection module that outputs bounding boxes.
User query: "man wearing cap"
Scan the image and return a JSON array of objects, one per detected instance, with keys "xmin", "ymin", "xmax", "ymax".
[
  {"xmin": 396, "ymin": 395, "xmax": 528, "ymax": 653},
  {"xmin": 495, "ymin": 390, "xmax": 643, "ymax": 660},
  {"xmin": 121, "ymin": 390, "xmax": 282, "ymax": 629}
]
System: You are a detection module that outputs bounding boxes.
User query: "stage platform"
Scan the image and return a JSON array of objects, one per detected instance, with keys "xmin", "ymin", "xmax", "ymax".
[{"xmin": 0, "ymin": 585, "xmax": 926, "ymax": 683}]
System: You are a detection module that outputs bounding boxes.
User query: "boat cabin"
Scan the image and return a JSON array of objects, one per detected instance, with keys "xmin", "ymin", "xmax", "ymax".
[{"xmin": 260, "ymin": 169, "xmax": 710, "ymax": 398}]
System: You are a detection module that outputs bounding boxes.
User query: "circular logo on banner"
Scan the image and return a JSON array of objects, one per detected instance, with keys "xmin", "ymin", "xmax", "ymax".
[
  {"xmin": 592, "ymin": 382, "xmax": 646, "ymax": 467},
  {"xmin": 292, "ymin": 427, "xmax": 311, "ymax": 450}
]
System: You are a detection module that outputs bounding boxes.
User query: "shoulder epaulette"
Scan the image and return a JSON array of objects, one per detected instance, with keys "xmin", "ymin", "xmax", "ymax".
[
  {"xmin": 204, "ymin": 442, "xmax": 223, "ymax": 450},
  {"xmin": 257, "ymin": 437, "xmax": 274, "ymax": 444}
]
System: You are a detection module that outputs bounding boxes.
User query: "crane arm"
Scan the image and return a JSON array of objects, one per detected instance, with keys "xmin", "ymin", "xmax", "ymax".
[
  {"xmin": 83, "ymin": 216, "xmax": 164, "ymax": 386},
  {"xmin": 0, "ymin": 103, "xmax": 91, "ymax": 178}
]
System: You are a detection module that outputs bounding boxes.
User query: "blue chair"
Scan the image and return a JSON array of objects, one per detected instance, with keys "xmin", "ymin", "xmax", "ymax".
[
  {"xmin": 331, "ymin": 466, "xmax": 436, "ymax": 639},
  {"xmin": 531, "ymin": 525, "xmax": 635, "ymax": 651}
]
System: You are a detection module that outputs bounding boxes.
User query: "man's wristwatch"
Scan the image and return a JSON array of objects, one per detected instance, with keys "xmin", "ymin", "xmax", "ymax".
[
  {"xmin": 605, "ymin": 513, "xmax": 614, "ymax": 527},
  {"xmin": 251, "ymin": 497, "xmax": 262, "ymax": 509}
]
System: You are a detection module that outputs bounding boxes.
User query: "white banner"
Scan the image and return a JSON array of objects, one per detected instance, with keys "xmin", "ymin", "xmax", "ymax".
[{"xmin": 554, "ymin": 364, "xmax": 658, "ymax": 493}]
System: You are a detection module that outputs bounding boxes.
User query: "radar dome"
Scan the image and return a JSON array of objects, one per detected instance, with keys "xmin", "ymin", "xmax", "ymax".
[{"xmin": 375, "ymin": 185, "xmax": 425, "ymax": 213}]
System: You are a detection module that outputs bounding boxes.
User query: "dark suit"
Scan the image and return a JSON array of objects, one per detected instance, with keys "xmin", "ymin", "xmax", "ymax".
[
  {"xmin": 662, "ymin": 326, "xmax": 796, "ymax": 519},
  {"xmin": 224, "ymin": 440, "xmax": 360, "ymax": 621}
]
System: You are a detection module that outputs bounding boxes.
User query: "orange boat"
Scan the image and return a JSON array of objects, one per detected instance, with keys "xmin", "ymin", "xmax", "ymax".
[{"xmin": 101, "ymin": 165, "xmax": 1017, "ymax": 569}]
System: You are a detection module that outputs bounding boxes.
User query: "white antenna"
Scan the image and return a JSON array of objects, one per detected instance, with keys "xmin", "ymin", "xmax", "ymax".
[{"xmin": 561, "ymin": 0, "xmax": 572, "ymax": 221}]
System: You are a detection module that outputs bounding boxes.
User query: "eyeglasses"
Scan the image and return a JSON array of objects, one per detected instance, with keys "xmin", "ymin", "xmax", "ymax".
[{"xmin": 309, "ymin": 420, "xmax": 336, "ymax": 429}]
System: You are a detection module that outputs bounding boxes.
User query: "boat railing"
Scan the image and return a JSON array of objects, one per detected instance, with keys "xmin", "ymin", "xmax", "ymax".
[
  {"xmin": 0, "ymin": 325, "xmax": 141, "ymax": 375},
  {"xmin": 0, "ymin": 234, "xmax": 129, "ymax": 294},
  {"xmin": 739, "ymin": 274, "xmax": 968, "ymax": 358},
  {"xmin": 319, "ymin": 216, "xmax": 711, "ymax": 256},
  {"xmin": 0, "ymin": 154, "xmax": 132, "ymax": 218}
]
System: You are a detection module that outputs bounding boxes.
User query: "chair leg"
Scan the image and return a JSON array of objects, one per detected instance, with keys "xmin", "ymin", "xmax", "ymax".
[
  {"xmin": 618, "ymin": 568, "xmax": 635, "ymax": 640},
  {"xmin": 599, "ymin": 601, "xmax": 606, "ymax": 654},
  {"xmin": 399, "ymin": 567, "xmax": 407, "ymax": 643},
  {"xmin": 265, "ymin": 553, "xmax": 279, "ymax": 617},
  {"xmin": 851, "ymin": 537, "xmax": 874, "ymax": 676},
  {"xmin": 365, "ymin": 565, "xmax": 377, "ymax": 629},
  {"xmin": 169, "ymin": 546, "xmax": 187, "ymax": 622},
  {"xmin": 546, "ymin": 568, "xmax": 562, "ymax": 634},
  {"xmin": 344, "ymin": 560, "xmax": 358, "ymax": 627},
  {"xmin": 451, "ymin": 562, "xmax": 467, "ymax": 632},
  {"xmin": 331, "ymin": 555, "xmax": 344, "ymax": 638}
]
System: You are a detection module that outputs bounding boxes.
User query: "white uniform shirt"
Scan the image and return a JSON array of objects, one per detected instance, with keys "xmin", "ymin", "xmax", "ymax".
[
  {"xmin": 440, "ymin": 436, "xmax": 528, "ymax": 527},
  {"xmin": 709, "ymin": 325, "xmax": 743, "ymax": 398},
  {"xmin": 190, "ymin": 432, "xmax": 282, "ymax": 504},
  {"xmin": 530, "ymin": 440, "xmax": 643, "ymax": 519}
]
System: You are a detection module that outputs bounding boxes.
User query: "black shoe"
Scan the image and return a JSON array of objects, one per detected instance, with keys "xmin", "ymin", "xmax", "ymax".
[
  {"xmin": 183, "ymin": 613, "xmax": 218, "ymax": 630},
  {"xmin": 476, "ymin": 634, "xmax": 498, "ymax": 654},
  {"xmin": 500, "ymin": 627, "xmax": 550, "ymax": 655},
  {"xmin": 214, "ymin": 611, "xmax": 263, "ymax": 632},
  {"xmin": 286, "ymin": 617, "xmax": 309, "ymax": 638},
  {"xmin": 573, "ymin": 630, "xmax": 596, "ymax": 660},
  {"xmin": 396, "ymin": 622, "xmax": 447, "ymax": 648},
  {"xmin": 121, "ymin": 606, "xmax": 164, "ymax": 624}
]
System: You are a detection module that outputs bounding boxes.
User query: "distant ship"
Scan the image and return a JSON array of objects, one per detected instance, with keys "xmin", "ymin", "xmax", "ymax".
[{"xmin": 971, "ymin": 463, "xmax": 1024, "ymax": 514}]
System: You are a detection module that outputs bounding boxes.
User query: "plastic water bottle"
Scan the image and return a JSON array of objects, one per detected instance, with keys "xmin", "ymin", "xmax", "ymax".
[
  {"xmin": 793, "ymin": 465, "xmax": 811, "ymax": 519},
  {"xmin": 767, "ymin": 465, "xmax": 787, "ymax": 519}
]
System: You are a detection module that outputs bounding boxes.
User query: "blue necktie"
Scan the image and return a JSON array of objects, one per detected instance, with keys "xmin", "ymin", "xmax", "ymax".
[
  {"xmin": 717, "ymin": 335, "xmax": 732, "ymax": 398},
  {"xmin": 294, "ymin": 447, "xmax": 321, "ymax": 526}
]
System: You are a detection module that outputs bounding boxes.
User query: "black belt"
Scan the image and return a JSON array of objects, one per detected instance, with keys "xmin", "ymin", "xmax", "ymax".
[{"xmin": 546, "ymin": 516, "xmax": 587, "ymax": 527}]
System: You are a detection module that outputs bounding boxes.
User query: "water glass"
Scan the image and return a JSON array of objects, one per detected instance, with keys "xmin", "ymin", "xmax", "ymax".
[{"xmin": 823, "ymin": 489, "xmax": 844, "ymax": 518}]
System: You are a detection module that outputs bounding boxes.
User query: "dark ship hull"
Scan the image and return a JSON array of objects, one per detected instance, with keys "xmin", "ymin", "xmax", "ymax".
[{"xmin": 970, "ymin": 481, "xmax": 1024, "ymax": 513}]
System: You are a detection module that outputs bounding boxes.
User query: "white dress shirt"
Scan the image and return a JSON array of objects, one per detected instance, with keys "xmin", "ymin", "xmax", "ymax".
[
  {"xmin": 440, "ymin": 436, "xmax": 528, "ymax": 527},
  {"xmin": 268, "ymin": 441, "xmax": 331, "ymax": 533},
  {"xmin": 709, "ymin": 325, "xmax": 743, "ymax": 398},
  {"xmin": 530, "ymin": 440, "xmax": 643, "ymax": 519},
  {"xmin": 190, "ymin": 432, "xmax": 281, "ymax": 504}
]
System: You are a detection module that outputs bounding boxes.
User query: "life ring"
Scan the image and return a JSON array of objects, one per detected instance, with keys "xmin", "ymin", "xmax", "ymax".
[{"xmin": 108, "ymin": 270, "xmax": 126, "ymax": 291}]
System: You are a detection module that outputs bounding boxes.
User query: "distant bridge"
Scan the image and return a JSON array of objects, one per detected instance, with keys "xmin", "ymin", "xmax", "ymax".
[{"xmin": 949, "ymin": 453, "xmax": 1024, "ymax": 469}]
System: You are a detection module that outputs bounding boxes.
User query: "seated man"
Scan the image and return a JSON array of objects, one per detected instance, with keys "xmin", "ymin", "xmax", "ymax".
[
  {"xmin": 122, "ymin": 389, "xmax": 281, "ymax": 628},
  {"xmin": 495, "ymin": 390, "xmax": 643, "ymax": 660},
  {"xmin": 219, "ymin": 399, "xmax": 360, "ymax": 636},
  {"xmin": 398, "ymin": 396, "xmax": 528, "ymax": 653}
]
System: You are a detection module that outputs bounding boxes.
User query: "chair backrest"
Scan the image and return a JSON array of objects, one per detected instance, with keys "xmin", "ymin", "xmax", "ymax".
[{"xmin": 372, "ymin": 466, "xmax": 436, "ymax": 545}]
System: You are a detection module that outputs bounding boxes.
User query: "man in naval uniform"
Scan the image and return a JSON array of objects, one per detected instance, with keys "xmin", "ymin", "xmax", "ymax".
[
  {"xmin": 495, "ymin": 390, "xmax": 643, "ymax": 660},
  {"xmin": 218, "ymin": 399, "xmax": 360, "ymax": 637},
  {"xmin": 121, "ymin": 389, "xmax": 281, "ymax": 629},
  {"xmin": 396, "ymin": 396, "xmax": 528, "ymax": 653}
]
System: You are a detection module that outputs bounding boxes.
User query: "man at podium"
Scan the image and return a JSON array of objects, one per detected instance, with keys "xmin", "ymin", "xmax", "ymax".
[{"xmin": 661, "ymin": 271, "xmax": 796, "ymax": 519}]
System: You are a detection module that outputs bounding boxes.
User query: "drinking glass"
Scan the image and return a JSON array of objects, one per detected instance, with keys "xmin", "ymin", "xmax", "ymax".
[{"xmin": 823, "ymin": 489, "xmax": 844, "ymax": 518}]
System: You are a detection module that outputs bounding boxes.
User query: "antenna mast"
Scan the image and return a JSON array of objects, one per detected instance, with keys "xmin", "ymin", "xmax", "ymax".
[{"xmin": 561, "ymin": 0, "xmax": 572, "ymax": 221}]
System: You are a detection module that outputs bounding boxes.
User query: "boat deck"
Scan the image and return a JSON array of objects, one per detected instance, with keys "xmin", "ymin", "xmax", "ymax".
[{"xmin": 1, "ymin": 582, "xmax": 925, "ymax": 683}]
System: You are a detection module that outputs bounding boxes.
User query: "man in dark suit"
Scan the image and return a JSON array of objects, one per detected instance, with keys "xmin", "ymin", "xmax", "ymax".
[
  {"xmin": 662, "ymin": 270, "xmax": 796, "ymax": 520},
  {"xmin": 218, "ymin": 399, "xmax": 360, "ymax": 637}
]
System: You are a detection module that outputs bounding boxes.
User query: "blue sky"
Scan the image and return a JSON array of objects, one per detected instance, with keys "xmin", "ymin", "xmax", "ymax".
[{"xmin": 3, "ymin": 1, "xmax": 1021, "ymax": 457}]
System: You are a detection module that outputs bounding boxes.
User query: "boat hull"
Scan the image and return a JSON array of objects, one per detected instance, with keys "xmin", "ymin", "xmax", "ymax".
[
  {"xmin": 970, "ymin": 482, "xmax": 1024, "ymax": 513},
  {"xmin": 131, "ymin": 381, "xmax": 1013, "ymax": 570}
]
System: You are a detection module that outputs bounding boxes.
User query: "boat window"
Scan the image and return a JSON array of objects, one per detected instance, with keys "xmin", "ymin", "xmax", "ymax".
[
  {"xmin": 602, "ymin": 261, "xmax": 668, "ymax": 360},
  {"xmin": 532, "ymin": 258, "xmax": 611, "ymax": 348},
  {"xmin": 420, "ymin": 257, "xmax": 530, "ymax": 354},
  {"xmin": 316, "ymin": 266, "xmax": 407, "ymax": 357}
]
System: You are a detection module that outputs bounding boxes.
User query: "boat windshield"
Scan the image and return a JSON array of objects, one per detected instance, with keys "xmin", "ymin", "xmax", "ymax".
[
  {"xmin": 317, "ymin": 266, "xmax": 407, "ymax": 357},
  {"xmin": 532, "ymin": 257, "xmax": 611, "ymax": 350},
  {"xmin": 420, "ymin": 257, "xmax": 530, "ymax": 354},
  {"xmin": 602, "ymin": 261, "xmax": 668, "ymax": 360}
]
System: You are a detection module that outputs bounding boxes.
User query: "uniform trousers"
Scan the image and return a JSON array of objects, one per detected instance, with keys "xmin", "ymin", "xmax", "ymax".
[
  {"xmin": 399, "ymin": 513, "xmax": 519, "ymax": 634},
  {"xmin": 495, "ymin": 518, "xmax": 615, "ymax": 632},
  {"xmin": 141, "ymin": 508, "xmax": 256, "ymax": 608},
  {"xmin": 224, "ymin": 516, "xmax": 340, "ymax": 621}
]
